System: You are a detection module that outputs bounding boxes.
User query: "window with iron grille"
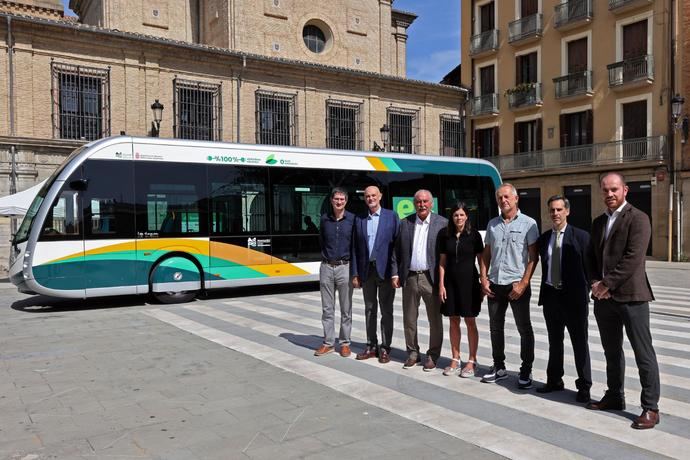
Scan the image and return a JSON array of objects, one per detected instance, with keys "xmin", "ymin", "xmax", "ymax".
[
  {"xmin": 173, "ymin": 78, "xmax": 222, "ymax": 141},
  {"xmin": 440, "ymin": 114, "xmax": 463, "ymax": 156},
  {"xmin": 326, "ymin": 100, "xmax": 362, "ymax": 150},
  {"xmin": 51, "ymin": 62, "xmax": 110, "ymax": 141},
  {"xmin": 256, "ymin": 90, "xmax": 297, "ymax": 146},
  {"xmin": 387, "ymin": 107, "xmax": 419, "ymax": 154}
]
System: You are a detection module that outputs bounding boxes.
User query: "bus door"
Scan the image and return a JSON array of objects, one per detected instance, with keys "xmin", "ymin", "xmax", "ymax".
[
  {"xmin": 208, "ymin": 166, "xmax": 273, "ymax": 283},
  {"xmin": 32, "ymin": 168, "xmax": 86, "ymax": 295},
  {"xmin": 270, "ymin": 168, "xmax": 330, "ymax": 277},
  {"xmin": 82, "ymin": 160, "xmax": 137, "ymax": 295}
]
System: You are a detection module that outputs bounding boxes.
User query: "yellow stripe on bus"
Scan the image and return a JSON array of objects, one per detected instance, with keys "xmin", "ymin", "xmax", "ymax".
[{"xmin": 367, "ymin": 157, "xmax": 389, "ymax": 171}]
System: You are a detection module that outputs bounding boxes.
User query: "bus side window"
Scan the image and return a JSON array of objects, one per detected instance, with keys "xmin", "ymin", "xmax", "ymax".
[
  {"xmin": 208, "ymin": 165, "xmax": 268, "ymax": 235},
  {"xmin": 40, "ymin": 189, "xmax": 81, "ymax": 239},
  {"xmin": 270, "ymin": 168, "xmax": 331, "ymax": 234}
]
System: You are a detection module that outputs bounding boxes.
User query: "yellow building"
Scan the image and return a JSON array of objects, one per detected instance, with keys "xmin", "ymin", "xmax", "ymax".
[
  {"xmin": 461, "ymin": 0, "xmax": 684, "ymax": 259},
  {"xmin": 0, "ymin": 0, "xmax": 466, "ymax": 273}
]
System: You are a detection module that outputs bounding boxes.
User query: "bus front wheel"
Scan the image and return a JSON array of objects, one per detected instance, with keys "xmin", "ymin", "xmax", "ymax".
[{"xmin": 150, "ymin": 256, "xmax": 202, "ymax": 304}]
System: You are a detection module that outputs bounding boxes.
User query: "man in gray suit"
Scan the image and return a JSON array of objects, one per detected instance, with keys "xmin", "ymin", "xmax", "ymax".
[{"xmin": 392, "ymin": 189, "xmax": 448, "ymax": 371}]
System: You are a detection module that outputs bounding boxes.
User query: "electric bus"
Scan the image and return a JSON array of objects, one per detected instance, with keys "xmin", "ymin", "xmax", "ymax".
[{"xmin": 9, "ymin": 136, "xmax": 501, "ymax": 303}]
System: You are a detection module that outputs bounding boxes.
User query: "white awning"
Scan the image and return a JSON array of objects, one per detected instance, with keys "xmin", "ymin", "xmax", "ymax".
[{"xmin": 0, "ymin": 181, "xmax": 46, "ymax": 217}]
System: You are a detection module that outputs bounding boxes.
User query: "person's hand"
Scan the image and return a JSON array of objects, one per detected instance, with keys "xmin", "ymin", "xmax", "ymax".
[
  {"xmin": 391, "ymin": 277, "xmax": 400, "ymax": 289},
  {"xmin": 352, "ymin": 276, "xmax": 360, "ymax": 289},
  {"xmin": 591, "ymin": 281, "xmax": 610, "ymax": 300},
  {"xmin": 439, "ymin": 286, "xmax": 447, "ymax": 303},
  {"xmin": 509, "ymin": 281, "xmax": 527, "ymax": 300},
  {"xmin": 480, "ymin": 278, "xmax": 494, "ymax": 298}
]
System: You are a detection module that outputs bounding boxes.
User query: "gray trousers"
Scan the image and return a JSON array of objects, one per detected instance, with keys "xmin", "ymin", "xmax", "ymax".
[
  {"xmin": 362, "ymin": 269, "xmax": 396, "ymax": 352},
  {"xmin": 320, "ymin": 263, "xmax": 353, "ymax": 346},
  {"xmin": 402, "ymin": 272, "xmax": 443, "ymax": 362}
]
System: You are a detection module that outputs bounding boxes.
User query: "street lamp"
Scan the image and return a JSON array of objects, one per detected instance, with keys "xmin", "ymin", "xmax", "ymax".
[
  {"xmin": 671, "ymin": 94, "xmax": 687, "ymax": 144},
  {"xmin": 151, "ymin": 99, "xmax": 164, "ymax": 137},
  {"xmin": 380, "ymin": 124, "xmax": 390, "ymax": 152}
]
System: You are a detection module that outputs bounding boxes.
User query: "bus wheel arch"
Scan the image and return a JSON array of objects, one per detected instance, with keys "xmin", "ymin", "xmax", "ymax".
[{"xmin": 149, "ymin": 252, "xmax": 204, "ymax": 304}]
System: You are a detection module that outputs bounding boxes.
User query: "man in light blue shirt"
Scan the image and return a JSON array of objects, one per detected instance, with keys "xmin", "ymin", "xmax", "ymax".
[{"xmin": 479, "ymin": 183, "xmax": 539, "ymax": 388}]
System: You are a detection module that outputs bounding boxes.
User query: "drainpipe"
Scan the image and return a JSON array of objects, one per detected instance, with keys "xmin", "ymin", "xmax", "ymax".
[
  {"xmin": 7, "ymin": 16, "xmax": 18, "ymax": 236},
  {"xmin": 236, "ymin": 54, "xmax": 246, "ymax": 143},
  {"xmin": 668, "ymin": 0, "xmax": 676, "ymax": 261}
]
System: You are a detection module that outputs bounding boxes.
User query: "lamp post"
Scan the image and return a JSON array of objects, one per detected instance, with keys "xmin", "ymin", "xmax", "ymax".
[
  {"xmin": 669, "ymin": 94, "xmax": 685, "ymax": 262},
  {"xmin": 380, "ymin": 124, "xmax": 390, "ymax": 152},
  {"xmin": 151, "ymin": 99, "xmax": 164, "ymax": 137}
]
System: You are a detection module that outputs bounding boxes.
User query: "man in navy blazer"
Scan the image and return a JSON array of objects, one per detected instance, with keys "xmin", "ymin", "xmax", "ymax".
[
  {"xmin": 536, "ymin": 195, "xmax": 592, "ymax": 403},
  {"xmin": 351, "ymin": 185, "xmax": 400, "ymax": 363}
]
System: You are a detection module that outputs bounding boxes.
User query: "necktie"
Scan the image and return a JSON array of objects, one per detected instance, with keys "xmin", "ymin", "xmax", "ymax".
[{"xmin": 551, "ymin": 231, "xmax": 562, "ymax": 288}]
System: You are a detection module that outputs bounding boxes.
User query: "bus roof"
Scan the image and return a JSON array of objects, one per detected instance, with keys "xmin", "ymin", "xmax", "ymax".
[{"xmin": 70, "ymin": 136, "xmax": 502, "ymax": 187}]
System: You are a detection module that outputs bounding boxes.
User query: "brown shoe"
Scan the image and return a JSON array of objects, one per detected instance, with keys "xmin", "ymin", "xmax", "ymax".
[
  {"xmin": 339, "ymin": 344, "xmax": 351, "ymax": 358},
  {"xmin": 631, "ymin": 409, "xmax": 660, "ymax": 430},
  {"xmin": 314, "ymin": 344, "xmax": 334, "ymax": 356},
  {"xmin": 586, "ymin": 393, "xmax": 625, "ymax": 411},
  {"xmin": 423, "ymin": 356, "xmax": 436, "ymax": 372},
  {"xmin": 378, "ymin": 349, "xmax": 391, "ymax": 364},
  {"xmin": 356, "ymin": 347, "xmax": 378, "ymax": 360},
  {"xmin": 402, "ymin": 355, "xmax": 420, "ymax": 369}
]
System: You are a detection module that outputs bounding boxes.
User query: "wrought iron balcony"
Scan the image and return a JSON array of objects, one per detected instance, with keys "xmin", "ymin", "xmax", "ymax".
[
  {"xmin": 607, "ymin": 55, "xmax": 654, "ymax": 88},
  {"xmin": 608, "ymin": 0, "xmax": 653, "ymax": 13},
  {"xmin": 484, "ymin": 136, "xmax": 666, "ymax": 173},
  {"xmin": 553, "ymin": 71, "xmax": 593, "ymax": 99},
  {"xmin": 506, "ymin": 83, "xmax": 542, "ymax": 110},
  {"xmin": 470, "ymin": 29, "xmax": 499, "ymax": 56},
  {"xmin": 470, "ymin": 93, "xmax": 499, "ymax": 117},
  {"xmin": 508, "ymin": 14, "xmax": 543, "ymax": 44},
  {"xmin": 554, "ymin": 0, "xmax": 593, "ymax": 30}
]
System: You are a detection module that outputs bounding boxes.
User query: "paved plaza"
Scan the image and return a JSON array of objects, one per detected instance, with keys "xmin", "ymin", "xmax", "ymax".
[{"xmin": 1, "ymin": 261, "xmax": 689, "ymax": 459}]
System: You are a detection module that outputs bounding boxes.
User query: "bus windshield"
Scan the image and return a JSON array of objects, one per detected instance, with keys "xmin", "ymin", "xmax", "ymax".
[{"xmin": 13, "ymin": 146, "xmax": 87, "ymax": 244}]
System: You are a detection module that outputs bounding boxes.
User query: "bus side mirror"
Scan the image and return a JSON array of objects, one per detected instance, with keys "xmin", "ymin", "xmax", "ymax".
[{"xmin": 69, "ymin": 179, "xmax": 89, "ymax": 191}]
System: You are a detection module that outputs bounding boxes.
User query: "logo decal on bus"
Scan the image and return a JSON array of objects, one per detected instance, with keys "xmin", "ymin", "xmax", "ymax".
[{"xmin": 266, "ymin": 154, "xmax": 278, "ymax": 165}]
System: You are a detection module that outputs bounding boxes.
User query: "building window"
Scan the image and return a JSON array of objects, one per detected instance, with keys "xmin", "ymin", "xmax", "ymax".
[
  {"xmin": 51, "ymin": 62, "xmax": 110, "ymax": 141},
  {"xmin": 514, "ymin": 119, "xmax": 542, "ymax": 153},
  {"xmin": 516, "ymin": 52, "xmax": 538, "ymax": 85},
  {"xmin": 474, "ymin": 127, "xmax": 498, "ymax": 158},
  {"xmin": 173, "ymin": 78, "xmax": 222, "ymax": 141},
  {"xmin": 303, "ymin": 25, "xmax": 326, "ymax": 53},
  {"xmin": 256, "ymin": 90, "xmax": 297, "ymax": 146},
  {"xmin": 387, "ymin": 107, "xmax": 419, "ymax": 154},
  {"xmin": 326, "ymin": 100, "xmax": 362, "ymax": 150},
  {"xmin": 440, "ymin": 114, "xmax": 463, "ymax": 156}
]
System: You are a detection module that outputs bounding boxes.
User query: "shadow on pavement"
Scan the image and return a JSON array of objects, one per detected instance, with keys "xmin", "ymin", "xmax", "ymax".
[{"xmin": 11, "ymin": 294, "xmax": 148, "ymax": 313}]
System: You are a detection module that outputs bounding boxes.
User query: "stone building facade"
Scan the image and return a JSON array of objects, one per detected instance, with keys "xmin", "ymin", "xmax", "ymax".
[
  {"xmin": 461, "ymin": 0, "xmax": 681, "ymax": 259},
  {"xmin": 0, "ymin": 0, "xmax": 465, "ymax": 273}
]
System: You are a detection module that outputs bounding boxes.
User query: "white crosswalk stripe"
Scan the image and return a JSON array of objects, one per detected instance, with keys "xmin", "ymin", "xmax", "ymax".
[{"xmin": 144, "ymin": 280, "xmax": 690, "ymax": 460}]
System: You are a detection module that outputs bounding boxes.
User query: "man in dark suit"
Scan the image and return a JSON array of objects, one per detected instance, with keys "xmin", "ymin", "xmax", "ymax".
[
  {"xmin": 351, "ymin": 185, "xmax": 400, "ymax": 363},
  {"xmin": 587, "ymin": 172, "xmax": 660, "ymax": 430},
  {"xmin": 536, "ymin": 195, "xmax": 592, "ymax": 403},
  {"xmin": 391, "ymin": 190, "xmax": 448, "ymax": 371}
]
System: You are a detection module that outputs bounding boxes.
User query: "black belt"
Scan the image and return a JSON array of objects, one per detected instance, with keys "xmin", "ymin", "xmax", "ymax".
[
  {"xmin": 323, "ymin": 259, "xmax": 349, "ymax": 266},
  {"xmin": 545, "ymin": 283, "xmax": 563, "ymax": 291},
  {"xmin": 411, "ymin": 270, "xmax": 429, "ymax": 275}
]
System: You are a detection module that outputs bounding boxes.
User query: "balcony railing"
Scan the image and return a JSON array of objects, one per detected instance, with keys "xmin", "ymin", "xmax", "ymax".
[
  {"xmin": 609, "ymin": 0, "xmax": 653, "ymax": 12},
  {"xmin": 471, "ymin": 93, "xmax": 499, "ymax": 116},
  {"xmin": 554, "ymin": 71, "xmax": 593, "ymax": 98},
  {"xmin": 508, "ymin": 14, "xmax": 543, "ymax": 43},
  {"xmin": 554, "ymin": 0, "xmax": 593, "ymax": 28},
  {"xmin": 470, "ymin": 29, "xmax": 499, "ymax": 56},
  {"xmin": 484, "ymin": 136, "xmax": 666, "ymax": 173},
  {"xmin": 607, "ymin": 55, "xmax": 654, "ymax": 87},
  {"xmin": 506, "ymin": 83, "xmax": 542, "ymax": 109}
]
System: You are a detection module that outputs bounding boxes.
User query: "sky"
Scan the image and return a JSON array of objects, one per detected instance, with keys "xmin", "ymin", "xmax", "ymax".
[{"xmin": 60, "ymin": 0, "xmax": 459, "ymax": 83}]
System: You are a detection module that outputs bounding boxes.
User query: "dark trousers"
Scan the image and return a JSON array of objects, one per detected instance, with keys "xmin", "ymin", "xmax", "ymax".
[
  {"xmin": 542, "ymin": 285, "xmax": 592, "ymax": 390},
  {"xmin": 593, "ymin": 299, "xmax": 660, "ymax": 410},
  {"xmin": 488, "ymin": 283, "xmax": 534, "ymax": 375},
  {"xmin": 362, "ymin": 266, "xmax": 396, "ymax": 352}
]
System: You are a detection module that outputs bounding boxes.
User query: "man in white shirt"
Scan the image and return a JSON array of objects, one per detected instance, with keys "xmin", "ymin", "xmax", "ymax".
[{"xmin": 391, "ymin": 190, "xmax": 448, "ymax": 371}]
